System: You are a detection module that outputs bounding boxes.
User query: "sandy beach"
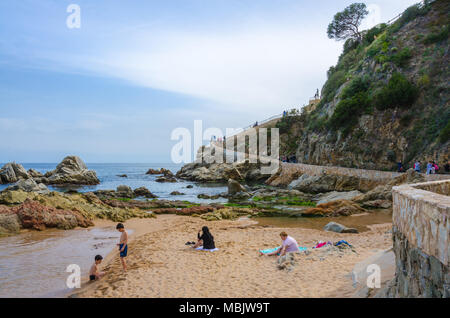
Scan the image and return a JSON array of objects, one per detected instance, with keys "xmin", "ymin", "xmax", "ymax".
[{"xmin": 73, "ymin": 215, "xmax": 393, "ymax": 298}]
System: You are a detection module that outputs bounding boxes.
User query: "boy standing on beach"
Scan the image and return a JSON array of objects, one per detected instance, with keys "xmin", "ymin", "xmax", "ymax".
[
  {"xmin": 89, "ymin": 255, "xmax": 105, "ymax": 281},
  {"xmin": 116, "ymin": 223, "xmax": 128, "ymax": 272}
]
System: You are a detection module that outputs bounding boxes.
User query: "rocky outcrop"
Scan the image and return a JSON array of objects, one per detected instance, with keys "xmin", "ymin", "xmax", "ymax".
[
  {"xmin": 155, "ymin": 176, "xmax": 177, "ymax": 183},
  {"xmin": 28, "ymin": 169, "xmax": 43, "ymax": 178},
  {"xmin": 176, "ymin": 161, "xmax": 270, "ymax": 183},
  {"xmin": 5, "ymin": 179, "xmax": 49, "ymax": 194},
  {"xmin": 288, "ymin": 173, "xmax": 379, "ymax": 194},
  {"xmin": 146, "ymin": 168, "xmax": 173, "ymax": 175},
  {"xmin": 0, "ymin": 199, "xmax": 93, "ymax": 235},
  {"xmin": 116, "ymin": 185, "xmax": 134, "ymax": 198},
  {"xmin": 302, "ymin": 200, "xmax": 367, "ymax": 217},
  {"xmin": 324, "ymin": 222, "xmax": 358, "ymax": 234},
  {"xmin": 44, "ymin": 156, "xmax": 99, "ymax": 185},
  {"xmin": 354, "ymin": 169, "xmax": 425, "ymax": 208},
  {"xmin": 316, "ymin": 190, "xmax": 362, "ymax": 205},
  {"xmin": 0, "ymin": 163, "xmax": 30, "ymax": 184},
  {"xmin": 133, "ymin": 187, "xmax": 157, "ymax": 198}
]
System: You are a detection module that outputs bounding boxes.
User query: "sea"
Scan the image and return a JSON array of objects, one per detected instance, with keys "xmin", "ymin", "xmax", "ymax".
[{"xmin": 0, "ymin": 163, "xmax": 228, "ymax": 203}]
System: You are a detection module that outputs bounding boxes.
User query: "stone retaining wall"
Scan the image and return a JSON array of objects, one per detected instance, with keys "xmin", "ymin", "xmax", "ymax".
[
  {"xmin": 388, "ymin": 179, "xmax": 450, "ymax": 297},
  {"xmin": 267, "ymin": 162, "xmax": 450, "ymax": 188}
]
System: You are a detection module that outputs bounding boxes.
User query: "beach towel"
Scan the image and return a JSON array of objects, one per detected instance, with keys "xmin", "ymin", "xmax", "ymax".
[
  {"xmin": 313, "ymin": 241, "xmax": 332, "ymax": 249},
  {"xmin": 259, "ymin": 246, "xmax": 308, "ymax": 255},
  {"xmin": 195, "ymin": 247, "xmax": 219, "ymax": 252}
]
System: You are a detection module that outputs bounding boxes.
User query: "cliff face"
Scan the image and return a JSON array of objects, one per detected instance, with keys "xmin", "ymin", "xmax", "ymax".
[{"xmin": 276, "ymin": 0, "xmax": 449, "ymax": 171}]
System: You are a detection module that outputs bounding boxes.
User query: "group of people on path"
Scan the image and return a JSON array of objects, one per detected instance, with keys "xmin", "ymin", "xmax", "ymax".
[
  {"xmin": 410, "ymin": 160, "xmax": 450, "ymax": 174},
  {"xmin": 281, "ymin": 155, "xmax": 297, "ymax": 163}
]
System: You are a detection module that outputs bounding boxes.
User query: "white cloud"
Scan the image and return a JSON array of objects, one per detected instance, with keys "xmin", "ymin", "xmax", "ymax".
[{"xmin": 36, "ymin": 23, "xmax": 341, "ymax": 113}]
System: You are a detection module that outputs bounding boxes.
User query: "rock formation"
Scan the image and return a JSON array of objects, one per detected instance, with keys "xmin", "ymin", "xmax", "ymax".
[
  {"xmin": 44, "ymin": 156, "xmax": 100, "ymax": 185},
  {"xmin": 0, "ymin": 162, "xmax": 30, "ymax": 184}
]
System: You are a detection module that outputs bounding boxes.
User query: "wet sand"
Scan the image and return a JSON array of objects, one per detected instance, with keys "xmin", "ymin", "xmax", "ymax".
[{"xmin": 73, "ymin": 214, "xmax": 393, "ymax": 298}]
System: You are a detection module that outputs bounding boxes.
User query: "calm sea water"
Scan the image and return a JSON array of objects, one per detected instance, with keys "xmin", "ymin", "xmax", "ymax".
[{"xmin": 0, "ymin": 163, "xmax": 227, "ymax": 203}]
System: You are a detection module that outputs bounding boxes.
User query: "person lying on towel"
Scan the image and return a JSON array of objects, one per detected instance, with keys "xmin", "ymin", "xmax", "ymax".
[
  {"xmin": 193, "ymin": 226, "xmax": 216, "ymax": 250},
  {"xmin": 263, "ymin": 231, "xmax": 299, "ymax": 258}
]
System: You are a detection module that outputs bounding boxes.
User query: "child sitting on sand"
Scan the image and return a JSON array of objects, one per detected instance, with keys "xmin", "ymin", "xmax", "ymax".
[
  {"xmin": 89, "ymin": 255, "xmax": 105, "ymax": 281},
  {"xmin": 116, "ymin": 223, "xmax": 128, "ymax": 272}
]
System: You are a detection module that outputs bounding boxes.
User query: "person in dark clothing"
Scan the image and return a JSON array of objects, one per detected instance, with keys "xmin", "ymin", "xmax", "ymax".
[
  {"xmin": 397, "ymin": 161, "xmax": 403, "ymax": 172},
  {"xmin": 445, "ymin": 161, "xmax": 450, "ymax": 174},
  {"xmin": 193, "ymin": 226, "xmax": 215, "ymax": 250}
]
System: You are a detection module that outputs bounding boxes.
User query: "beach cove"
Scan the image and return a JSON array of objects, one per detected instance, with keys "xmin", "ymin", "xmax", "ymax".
[{"xmin": 71, "ymin": 214, "xmax": 393, "ymax": 298}]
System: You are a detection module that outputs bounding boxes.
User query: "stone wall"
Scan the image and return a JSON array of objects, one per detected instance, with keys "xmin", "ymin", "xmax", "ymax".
[
  {"xmin": 266, "ymin": 162, "xmax": 450, "ymax": 189},
  {"xmin": 388, "ymin": 180, "xmax": 450, "ymax": 297}
]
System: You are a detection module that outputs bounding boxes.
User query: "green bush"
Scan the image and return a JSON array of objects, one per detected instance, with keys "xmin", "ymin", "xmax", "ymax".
[
  {"xmin": 341, "ymin": 76, "xmax": 370, "ymax": 99},
  {"xmin": 364, "ymin": 24, "xmax": 387, "ymax": 44},
  {"xmin": 322, "ymin": 69, "xmax": 347, "ymax": 103},
  {"xmin": 423, "ymin": 25, "xmax": 450, "ymax": 44},
  {"xmin": 329, "ymin": 92, "xmax": 369, "ymax": 133},
  {"xmin": 391, "ymin": 47, "xmax": 413, "ymax": 67},
  {"xmin": 439, "ymin": 121, "xmax": 450, "ymax": 143},
  {"xmin": 374, "ymin": 73, "xmax": 419, "ymax": 110}
]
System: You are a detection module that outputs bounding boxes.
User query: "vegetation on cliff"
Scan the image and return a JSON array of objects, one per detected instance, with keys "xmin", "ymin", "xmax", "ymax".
[{"xmin": 276, "ymin": 0, "xmax": 449, "ymax": 170}]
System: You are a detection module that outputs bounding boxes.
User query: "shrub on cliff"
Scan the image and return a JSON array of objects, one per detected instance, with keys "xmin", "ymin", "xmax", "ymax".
[
  {"xmin": 439, "ymin": 121, "xmax": 450, "ymax": 144},
  {"xmin": 374, "ymin": 73, "xmax": 418, "ymax": 110},
  {"xmin": 391, "ymin": 47, "xmax": 413, "ymax": 68}
]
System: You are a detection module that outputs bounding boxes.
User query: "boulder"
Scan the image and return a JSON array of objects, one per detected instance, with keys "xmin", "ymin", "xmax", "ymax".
[
  {"xmin": 5, "ymin": 179, "xmax": 49, "ymax": 194},
  {"xmin": 0, "ymin": 209, "xmax": 21, "ymax": 235},
  {"xmin": 354, "ymin": 169, "xmax": 425, "ymax": 206},
  {"xmin": 44, "ymin": 156, "xmax": 100, "ymax": 185},
  {"xmin": 0, "ymin": 190, "xmax": 36, "ymax": 205},
  {"xmin": 0, "ymin": 162, "xmax": 30, "ymax": 184},
  {"xmin": 133, "ymin": 187, "xmax": 157, "ymax": 198},
  {"xmin": 176, "ymin": 162, "xmax": 270, "ymax": 183},
  {"xmin": 324, "ymin": 222, "xmax": 358, "ymax": 234},
  {"xmin": 170, "ymin": 191, "xmax": 185, "ymax": 196},
  {"xmin": 303, "ymin": 200, "xmax": 367, "ymax": 217},
  {"xmin": 317, "ymin": 191, "xmax": 362, "ymax": 205},
  {"xmin": 288, "ymin": 174, "xmax": 336, "ymax": 193},
  {"xmin": 228, "ymin": 179, "xmax": 247, "ymax": 195},
  {"xmin": 155, "ymin": 175, "xmax": 177, "ymax": 183},
  {"xmin": 186, "ymin": 185, "xmax": 194, "ymax": 189},
  {"xmin": 117, "ymin": 174, "xmax": 128, "ymax": 178},
  {"xmin": 116, "ymin": 185, "xmax": 134, "ymax": 198}
]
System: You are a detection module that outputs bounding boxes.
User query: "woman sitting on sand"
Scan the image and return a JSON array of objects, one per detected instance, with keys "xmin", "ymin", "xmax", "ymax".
[
  {"xmin": 193, "ymin": 226, "xmax": 215, "ymax": 250},
  {"xmin": 263, "ymin": 231, "xmax": 299, "ymax": 257}
]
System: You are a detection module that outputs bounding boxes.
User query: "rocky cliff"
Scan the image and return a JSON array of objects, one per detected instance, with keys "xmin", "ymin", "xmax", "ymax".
[{"xmin": 275, "ymin": 0, "xmax": 449, "ymax": 171}]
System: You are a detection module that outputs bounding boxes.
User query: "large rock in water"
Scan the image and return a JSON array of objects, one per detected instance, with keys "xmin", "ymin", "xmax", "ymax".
[
  {"xmin": 0, "ymin": 163, "xmax": 30, "ymax": 184},
  {"xmin": 44, "ymin": 156, "xmax": 100, "ymax": 185}
]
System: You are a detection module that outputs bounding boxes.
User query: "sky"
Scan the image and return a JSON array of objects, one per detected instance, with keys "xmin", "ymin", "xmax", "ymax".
[{"xmin": 0, "ymin": 0, "xmax": 419, "ymax": 163}]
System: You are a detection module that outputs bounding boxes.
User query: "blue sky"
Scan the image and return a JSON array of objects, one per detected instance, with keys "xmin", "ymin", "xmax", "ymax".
[{"xmin": 0, "ymin": 0, "xmax": 418, "ymax": 163}]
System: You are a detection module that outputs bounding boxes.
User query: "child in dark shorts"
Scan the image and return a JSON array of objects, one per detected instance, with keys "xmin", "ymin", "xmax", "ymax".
[{"xmin": 89, "ymin": 255, "xmax": 105, "ymax": 281}]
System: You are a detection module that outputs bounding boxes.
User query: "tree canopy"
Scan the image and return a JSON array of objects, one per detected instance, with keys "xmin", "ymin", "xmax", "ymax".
[{"xmin": 327, "ymin": 3, "xmax": 368, "ymax": 42}]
